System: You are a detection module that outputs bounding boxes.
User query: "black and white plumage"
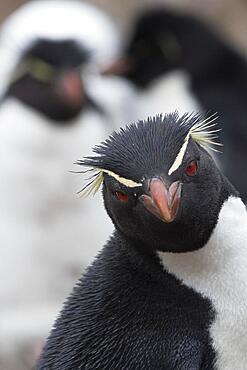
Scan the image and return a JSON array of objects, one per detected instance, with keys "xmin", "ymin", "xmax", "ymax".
[
  {"xmin": 0, "ymin": 0, "xmax": 136, "ymax": 363},
  {"xmin": 0, "ymin": 0, "xmax": 120, "ymax": 95},
  {"xmin": 119, "ymin": 9, "xmax": 247, "ymax": 200},
  {"xmin": 38, "ymin": 113, "xmax": 247, "ymax": 369}
]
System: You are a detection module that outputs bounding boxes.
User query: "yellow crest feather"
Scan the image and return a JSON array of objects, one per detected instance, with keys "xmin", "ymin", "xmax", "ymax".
[
  {"xmin": 78, "ymin": 168, "xmax": 142, "ymax": 198},
  {"xmin": 189, "ymin": 114, "xmax": 222, "ymax": 152},
  {"xmin": 169, "ymin": 113, "xmax": 222, "ymax": 175}
]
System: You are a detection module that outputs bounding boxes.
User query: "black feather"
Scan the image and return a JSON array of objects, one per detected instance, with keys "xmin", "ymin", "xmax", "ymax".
[{"xmin": 79, "ymin": 112, "xmax": 206, "ymax": 182}]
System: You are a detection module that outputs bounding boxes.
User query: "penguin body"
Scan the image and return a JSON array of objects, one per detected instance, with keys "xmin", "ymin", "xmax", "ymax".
[
  {"xmin": 135, "ymin": 70, "xmax": 200, "ymax": 120},
  {"xmin": 0, "ymin": 97, "xmax": 112, "ymax": 352},
  {"xmin": 38, "ymin": 113, "xmax": 247, "ymax": 369},
  {"xmin": 37, "ymin": 232, "xmax": 215, "ymax": 369}
]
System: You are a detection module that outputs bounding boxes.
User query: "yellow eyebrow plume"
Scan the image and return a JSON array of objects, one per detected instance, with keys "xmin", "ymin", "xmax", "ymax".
[
  {"xmin": 168, "ymin": 114, "xmax": 222, "ymax": 176},
  {"xmin": 78, "ymin": 168, "xmax": 142, "ymax": 198}
]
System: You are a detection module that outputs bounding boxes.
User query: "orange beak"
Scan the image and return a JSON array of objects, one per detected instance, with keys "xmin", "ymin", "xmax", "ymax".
[{"xmin": 140, "ymin": 178, "xmax": 182, "ymax": 223}]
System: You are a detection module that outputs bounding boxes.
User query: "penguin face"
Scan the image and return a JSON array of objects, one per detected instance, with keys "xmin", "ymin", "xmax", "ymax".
[
  {"xmin": 6, "ymin": 39, "xmax": 95, "ymax": 122},
  {"xmin": 123, "ymin": 10, "xmax": 223, "ymax": 87},
  {"xmin": 102, "ymin": 137, "xmax": 222, "ymax": 253},
  {"xmin": 79, "ymin": 113, "xmax": 236, "ymax": 252}
]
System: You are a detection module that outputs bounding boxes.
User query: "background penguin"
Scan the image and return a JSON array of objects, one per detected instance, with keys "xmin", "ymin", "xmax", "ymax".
[
  {"xmin": 112, "ymin": 9, "xmax": 247, "ymax": 200},
  {"xmin": 0, "ymin": 1, "xmax": 136, "ymax": 367},
  {"xmin": 37, "ymin": 113, "xmax": 247, "ymax": 369}
]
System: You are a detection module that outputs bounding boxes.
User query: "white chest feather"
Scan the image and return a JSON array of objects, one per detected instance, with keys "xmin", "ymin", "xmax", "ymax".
[
  {"xmin": 0, "ymin": 99, "xmax": 113, "ymax": 337},
  {"xmin": 158, "ymin": 197, "xmax": 247, "ymax": 370},
  {"xmin": 137, "ymin": 70, "xmax": 200, "ymax": 121}
]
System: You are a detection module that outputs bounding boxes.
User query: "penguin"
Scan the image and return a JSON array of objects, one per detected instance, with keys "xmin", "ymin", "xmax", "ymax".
[
  {"xmin": 0, "ymin": 0, "xmax": 136, "ymax": 365},
  {"xmin": 37, "ymin": 113, "xmax": 247, "ymax": 369},
  {"xmin": 113, "ymin": 9, "xmax": 247, "ymax": 200}
]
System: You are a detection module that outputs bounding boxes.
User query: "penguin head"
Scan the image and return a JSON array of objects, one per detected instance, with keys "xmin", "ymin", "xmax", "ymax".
[
  {"xmin": 5, "ymin": 38, "xmax": 94, "ymax": 122},
  {"xmin": 0, "ymin": 0, "xmax": 120, "ymax": 123},
  {"xmin": 120, "ymin": 9, "xmax": 226, "ymax": 88},
  {"xmin": 78, "ymin": 113, "xmax": 237, "ymax": 253}
]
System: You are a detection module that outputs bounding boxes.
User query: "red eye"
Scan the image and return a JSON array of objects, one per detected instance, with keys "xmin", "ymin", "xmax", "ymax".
[
  {"xmin": 115, "ymin": 191, "xmax": 129, "ymax": 202},
  {"xmin": 186, "ymin": 160, "xmax": 198, "ymax": 176}
]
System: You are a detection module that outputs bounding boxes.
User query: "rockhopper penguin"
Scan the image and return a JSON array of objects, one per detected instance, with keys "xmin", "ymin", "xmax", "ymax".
[{"xmin": 37, "ymin": 113, "xmax": 247, "ymax": 369}]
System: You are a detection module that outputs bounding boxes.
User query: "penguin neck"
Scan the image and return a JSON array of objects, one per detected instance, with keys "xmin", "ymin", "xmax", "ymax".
[{"xmin": 158, "ymin": 195, "xmax": 247, "ymax": 286}]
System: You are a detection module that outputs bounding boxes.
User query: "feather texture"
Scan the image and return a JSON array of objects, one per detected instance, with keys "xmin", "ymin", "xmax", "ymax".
[
  {"xmin": 189, "ymin": 114, "xmax": 222, "ymax": 152},
  {"xmin": 169, "ymin": 114, "xmax": 222, "ymax": 175},
  {"xmin": 78, "ymin": 167, "xmax": 142, "ymax": 197}
]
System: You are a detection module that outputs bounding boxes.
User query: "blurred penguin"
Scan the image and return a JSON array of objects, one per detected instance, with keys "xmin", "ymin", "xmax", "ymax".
[
  {"xmin": 114, "ymin": 9, "xmax": 247, "ymax": 199},
  {"xmin": 0, "ymin": 1, "xmax": 135, "ymax": 367}
]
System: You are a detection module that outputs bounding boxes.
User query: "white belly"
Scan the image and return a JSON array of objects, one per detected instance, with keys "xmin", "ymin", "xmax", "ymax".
[{"xmin": 137, "ymin": 70, "xmax": 200, "ymax": 120}]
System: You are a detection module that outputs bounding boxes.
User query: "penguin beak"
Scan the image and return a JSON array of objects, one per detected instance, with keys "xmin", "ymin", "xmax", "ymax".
[
  {"xmin": 140, "ymin": 178, "xmax": 182, "ymax": 223},
  {"xmin": 55, "ymin": 70, "xmax": 85, "ymax": 108},
  {"xmin": 101, "ymin": 58, "xmax": 136, "ymax": 76}
]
